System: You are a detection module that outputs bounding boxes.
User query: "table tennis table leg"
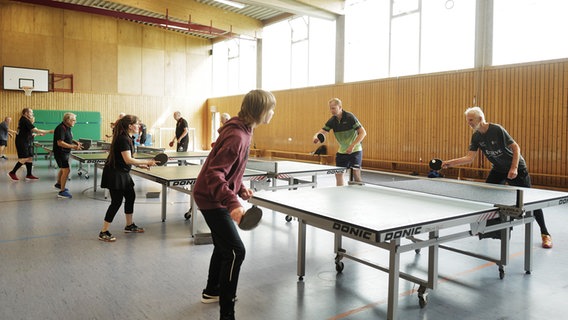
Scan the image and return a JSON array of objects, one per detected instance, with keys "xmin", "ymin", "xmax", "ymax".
[
  {"xmin": 297, "ymin": 219, "xmax": 307, "ymax": 281},
  {"xmin": 524, "ymin": 213, "xmax": 534, "ymax": 274},
  {"xmin": 387, "ymin": 238, "xmax": 401, "ymax": 320},
  {"xmin": 498, "ymin": 218, "xmax": 511, "ymax": 279},
  {"xmin": 161, "ymin": 184, "xmax": 167, "ymax": 222},
  {"xmin": 93, "ymin": 164, "xmax": 98, "ymax": 192}
]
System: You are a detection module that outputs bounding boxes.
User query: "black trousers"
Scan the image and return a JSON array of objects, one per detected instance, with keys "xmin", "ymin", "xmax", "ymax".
[{"xmin": 201, "ymin": 208, "xmax": 245, "ymax": 317}]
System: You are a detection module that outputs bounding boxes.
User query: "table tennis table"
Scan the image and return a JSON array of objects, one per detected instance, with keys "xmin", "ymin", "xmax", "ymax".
[
  {"xmin": 71, "ymin": 151, "xmax": 211, "ymax": 191},
  {"xmin": 248, "ymin": 174, "xmax": 568, "ymax": 320},
  {"xmin": 42, "ymin": 145, "xmax": 109, "ymax": 170},
  {"xmin": 129, "ymin": 160, "xmax": 345, "ymax": 243}
]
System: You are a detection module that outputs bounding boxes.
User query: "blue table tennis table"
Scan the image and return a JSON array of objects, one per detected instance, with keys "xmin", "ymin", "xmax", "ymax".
[{"xmin": 248, "ymin": 173, "xmax": 568, "ymax": 320}]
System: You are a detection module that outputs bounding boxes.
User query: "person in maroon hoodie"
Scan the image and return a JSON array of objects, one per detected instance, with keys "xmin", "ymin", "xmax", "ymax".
[{"xmin": 194, "ymin": 89, "xmax": 276, "ymax": 320}]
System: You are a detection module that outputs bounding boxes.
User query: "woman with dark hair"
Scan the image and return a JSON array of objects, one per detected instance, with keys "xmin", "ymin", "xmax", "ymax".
[
  {"xmin": 194, "ymin": 89, "xmax": 276, "ymax": 320},
  {"xmin": 98, "ymin": 114, "xmax": 157, "ymax": 242},
  {"xmin": 8, "ymin": 108, "xmax": 53, "ymax": 181}
]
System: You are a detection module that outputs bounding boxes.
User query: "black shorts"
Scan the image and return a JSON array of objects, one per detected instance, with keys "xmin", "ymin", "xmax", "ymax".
[
  {"xmin": 55, "ymin": 152, "xmax": 71, "ymax": 169},
  {"xmin": 336, "ymin": 151, "xmax": 362, "ymax": 169},
  {"xmin": 16, "ymin": 141, "xmax": 34, "ymax": 158},
  {"xmin": 0, "ymin": 140, "xmax": 7, "ymax": 146}
]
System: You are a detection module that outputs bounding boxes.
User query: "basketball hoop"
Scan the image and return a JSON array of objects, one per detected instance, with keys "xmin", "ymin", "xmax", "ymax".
[{"xmin": 22, "ymin": 86, "xmax": 33, "ymax": 97}]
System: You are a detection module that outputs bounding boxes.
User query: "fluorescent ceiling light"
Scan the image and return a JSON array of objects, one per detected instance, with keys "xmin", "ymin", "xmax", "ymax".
[{"xmin": 213, "ymin": 0, "xmax": 246, "ymax": 9}]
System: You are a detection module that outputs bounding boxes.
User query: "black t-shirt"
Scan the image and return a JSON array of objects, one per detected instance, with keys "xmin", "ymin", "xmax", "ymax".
[
  {"xmin": 469, "ymin": 123, "xmax": 526, "ymax": 173},
  {"xmin": 16, "ymin": 116, "xmax": 35, "ymax": 145},
  {"xmin": 53, "ymin": 122, "xmax": 73, "ymax": 154},
  {"xmin": 108, "ymin": 135, "xmax": 134, "ymax": 172},
  {"xmin": 175, "ymin": 118, "xmax": 188, "ymax": 141}
]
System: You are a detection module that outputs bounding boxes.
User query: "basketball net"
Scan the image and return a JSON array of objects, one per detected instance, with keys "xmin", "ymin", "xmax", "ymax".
[{"xmin": 22, "ymin": 86, "xmax": 33, "ymax": 96}]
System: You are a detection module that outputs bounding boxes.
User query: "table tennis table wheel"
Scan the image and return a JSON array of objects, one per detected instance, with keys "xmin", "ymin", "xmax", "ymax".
[
  {"xmin": 285, "ymin": 215, "xmax": 292, "ymax": 222},
  {"xmin": 498, "ymin": 265, "xmax": 505, "ymax": 279},
  {"xmin": 184, "ymin": 208, "xmax": 192, "ymax": 221},
  {"xmin": 334, "ymin": 249, "xmax": 346, "ymax": 273},
  {"xmin": 335, "ymin": 261, "xmax": 344, "ymax": 273},
  {"xmin": 417, "ymin": 285, "xmax": 428, "ymax": 308}
]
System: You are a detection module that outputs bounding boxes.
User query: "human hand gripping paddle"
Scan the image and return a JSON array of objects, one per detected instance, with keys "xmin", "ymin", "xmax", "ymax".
[
  {"xmin": 313, "ymin": 133, "xmax": 325, "ymax": 144},
  {"xmin": 153, "ymin": 152, "xmax": 169, "ymax": 166},
  {"xmin": 238, "ymin": 206, "xmax": 263, "ymax": 231},
  {"xmin": 429, "ymin": 158, "xmax": 443, "ymax": 171}
]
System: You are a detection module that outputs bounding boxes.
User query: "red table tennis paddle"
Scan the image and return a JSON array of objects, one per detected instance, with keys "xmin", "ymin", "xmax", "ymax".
[
  {"xmin": 239, "ymin": 206, "xmax": 263, "ymax": 230},
  {"xmin": 429, "ymin": 158, "xmax": 443, "ymax": 170},
  {"xmin": 317, "ymin": 133, "xmax": 325, "ymax": 143},
  {"xmin": 154, "ymin": 153, "xmax": 169, "ymax": 166}
]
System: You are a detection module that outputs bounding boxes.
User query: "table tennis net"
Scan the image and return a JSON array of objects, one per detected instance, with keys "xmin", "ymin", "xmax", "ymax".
[
  {"xmin": 369, "ymin": 178, "xmax": 519, "ymax": 206},
  {"xmin": 246, "ymin": 160, "xmax": 278, "ymax": 173}
]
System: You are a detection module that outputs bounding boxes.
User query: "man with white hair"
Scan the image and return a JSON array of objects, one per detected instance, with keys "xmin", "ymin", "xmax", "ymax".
[{"xmin": 443, "ymin": 106, "xmax": 552, "ymax": 248}]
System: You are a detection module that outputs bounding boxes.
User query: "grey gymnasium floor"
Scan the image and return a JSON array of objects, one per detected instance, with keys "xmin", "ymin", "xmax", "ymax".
[{"xmin": 1, "ymin": 156, "xmax": 567, "ymax": 320}]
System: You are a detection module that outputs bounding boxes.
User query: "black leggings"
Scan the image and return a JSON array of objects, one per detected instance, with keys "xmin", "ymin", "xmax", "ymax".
[
  {"xmin": 486, "ymin": 169, "xmax": 550, "ymax": 235},
  {"xmin": 104, "ymin": 187, "xmax": 136, "ymax": 223},
  {"xmin": 201, "ymin": 208, "xmax": 245, "ymax": 317}
]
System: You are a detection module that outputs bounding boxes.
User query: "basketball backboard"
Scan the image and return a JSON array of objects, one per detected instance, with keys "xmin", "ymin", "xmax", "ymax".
[{"xmin": 2, "ymin": 66, "xmax": 49, "ymax": 92}]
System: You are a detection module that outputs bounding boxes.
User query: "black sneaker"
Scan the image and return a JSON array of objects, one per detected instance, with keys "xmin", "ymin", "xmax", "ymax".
[
  {"xmin": 54, "ymin": 183, "xmax": 61, "ymax": 189},
  {"xmin": 201, "ymin": 290, "xmax": 237, "ymax": 304},
  {"xmin": 124, "ymin": 223, "xmax": 145, "ymax": 233},
  {"xmin": 220, "ymin": 313, "xmax": 235, "ymax": 320},
  {"xmin": 98, "ymin": 231, "xmax": 116, "ymax": 242},
  {"xmin": 201, "ymin": 291, "xmax": 219, "ymax": 304}
]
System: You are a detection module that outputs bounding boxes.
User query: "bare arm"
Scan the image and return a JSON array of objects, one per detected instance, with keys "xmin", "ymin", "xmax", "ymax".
[
  {"xmin": 121, "ymin": 150, "xmax": 156, "ymax": 169},
  {"xmin": 32, "ymin": 128, "xmax": 54, "ymax": 135},
  {"xmin": 442, "ymin": 150, "xmax": 478, "ymax": 169},
  {"xmin": 508, "ymin": 142, "xmax": 521, "ymax": 179},
  {"xmin": 57, "ymin": 140, "xmax": 81, "ymax": 150},
  {"xmin": 312, "ymin": 129, "xmax": 327, "ymax": 143}
]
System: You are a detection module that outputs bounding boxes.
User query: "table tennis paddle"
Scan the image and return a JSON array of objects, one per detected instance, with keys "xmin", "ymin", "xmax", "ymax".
[
  {"xmin": 317, "ymin": 133, "xmax": 325, "ymax": 143},
  {"xmin": 429, "ymin": 158, "xmax": 443, "ymax": 170},
  {"xmin": 239, "ymin": 206, "xmax": 263, "ymax": 230},
  {"xmin": 153, "ymin": 152, "xmax": 169, "ymax": 166},
  {"xmin": 81, "ymin": 140, "xmax": 91, "ymax": 150},
  {"xmin": 169, "ymin": 141, "xmax": 174, "ymax": 147}
]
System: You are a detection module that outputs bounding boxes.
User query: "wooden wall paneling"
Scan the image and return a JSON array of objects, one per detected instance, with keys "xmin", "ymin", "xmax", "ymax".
[
  {"xmin": 117, "ymin": 20, "xmax": 142, "ymax": 47},
  {"xmin": 33, "ymin": 5, "xmax": 63, "ymax": 37},
  {"xmin": 557, "ymin": 62, "xmax": 568, "ymax": 175},
  {"xmin": 117, "ymin": 45, "xmax": 142, "ymax": 95},
  {"xmin": 63, "ymin": 11, "xmax": 92, "ymax": 41},
  {"xmin": 142, "ymin": 48, "xmax": 165, "ymax": 96},
  {"xmin": 35, "ymin": 33, "xmax": 64, "ymax": 73},
  {"xmin": 91, "ymin": 14, "xmax": 117, "ymax": 44},
  {"xmin": 91, "ymin": 42, "xmax": 118, "ymax": 93},
  {"xmin": 535, "ymin": 64, "xmax": 545, "ymax": 175},
  {"xmin": 64, "ymin": 39, "xmax": 92, "ymax": 91},
  {"xmin": 164, "ymin": 50, "xmax": 186, "ymax": 97}
]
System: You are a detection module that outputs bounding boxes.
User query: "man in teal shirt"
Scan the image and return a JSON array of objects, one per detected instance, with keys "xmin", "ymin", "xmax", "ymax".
[{"xmin": 313, "ymin": 98, "xmax": 366, "ymax": 186}]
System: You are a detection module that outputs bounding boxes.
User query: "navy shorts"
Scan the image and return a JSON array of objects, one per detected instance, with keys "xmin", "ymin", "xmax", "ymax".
[
  {"xmin": 55, "ymin": 152, "xmax": 71, "ymax": 169},
  {"xmin": 335, "ymin": 151, "xmax": 362, "ymax": 169}
]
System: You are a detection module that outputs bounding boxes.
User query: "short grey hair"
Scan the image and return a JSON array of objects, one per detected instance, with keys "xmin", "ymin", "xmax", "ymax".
[{"xmin": 465, "ymin": 106, "xmax": 485, "ymax": 121}]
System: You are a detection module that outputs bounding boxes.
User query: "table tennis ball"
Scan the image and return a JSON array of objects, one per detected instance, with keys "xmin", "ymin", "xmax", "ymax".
[{"xmin": 288, "ymin": 137, "xmax": 292, "ymax": 141}]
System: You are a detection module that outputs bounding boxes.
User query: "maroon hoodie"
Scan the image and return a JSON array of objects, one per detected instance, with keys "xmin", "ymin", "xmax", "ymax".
[{"xmin": 194, "ymin": 117, "xmax": 251, "ymax": 213}]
